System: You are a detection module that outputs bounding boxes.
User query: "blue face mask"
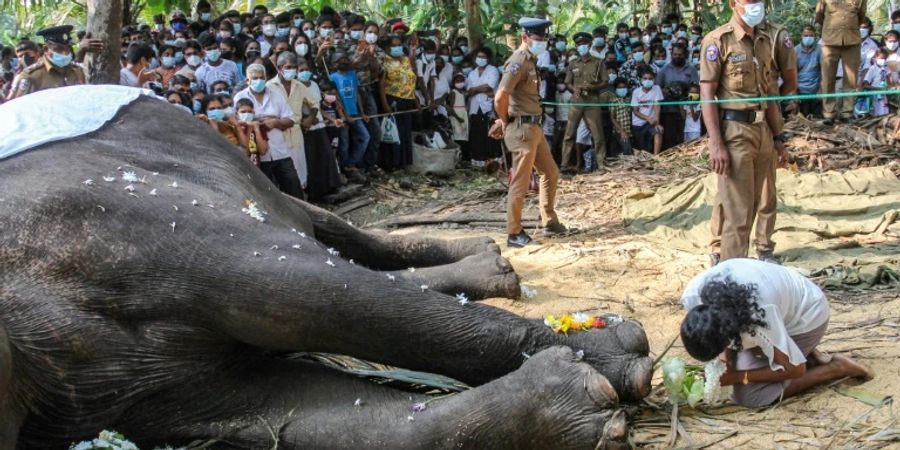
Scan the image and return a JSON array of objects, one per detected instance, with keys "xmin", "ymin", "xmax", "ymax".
[
  {"xmin": 629, "ymin": 36, "xmax": 639, "ymax": 45},
  {"xmin": 200, "ymin": 12, "xmax": 211, "ymax": 22},
  {"xmin": 161, "ymin": 56, "xmax": 176, "ymax": 67},
  {"xmin": 175, "ymin": 51, "xmax": 184, "ymax": 63},
  {"xmin": 233, "ymin": 23, "xmax": 242, "ymax": 34},
  {"xmin": 662, "ymin": 26, "xmax": 673, "ymax": 35},
  {"xmin": 641, "ymin": 79, "xmax": 654, "ymax": 89},
  {"xmin": 298, "ymin": 70, "xmax": 312, "ymax": 82},
  {"xmin": 293, "ymin": 19, "xmax": 303, "ymax": 28},
  {"xmin": 529, "ymin": 40, "xmax": 548, "ymax": 57},
  {"xmin": 462, "ymin": 67, "xmax": 473, "ymax": 76},
  {"xmin": 460, "ymin": 45, "xmax": 469, "ymax": 54},
  {"xmin": 207, "ymin": 109, "xmax": 225, "ymax": 121},
  {"xmin": 205, "ymin": 49, "xmax": 221, "ymax": 62},
  {"xmin": 50, "ymin": 51, "xmax": 72, "ymax": 67},
  {"xmin": 577, "ymin": 44, "xmax": 590, "ymax": 56},
  {"xmin": 192, "ymin": 99, "xmax": 202, "ymax": 113},
  {"xmin": 555, "ymin": 42, "xmax": 566, "ymax": 52},
  {"xmin": 801, "ymin": 36, "xmax": 815, "ymax": 47},
  {"xmin": 593, "ymin": 37, "xmax": 606, "ymax": 47},
  {"xmin": 276, "ymin": 27, "xmax": 290, "ymax": 38},
  {"xmin": 608, "ymin": 73, "xmax": 617, "ymax": 83},
  {"xmin": 654, "ymin": 59, "xmax": 666, "ymax": 67},
  {"xmin": 282, "ymin": 69, "xmax": 297, "ymax": 80},
  {"xmin": 451, "ymin": 55, "xmax": 464, "ymax": 65},
  {"xmin": 10, "ymin": 57, "xmax": 18, "ymax": 69},
  {"xmin": 250, "ymin": 78, "xmax": 267, "ymax": 93},
  {"xmin": 350, "ymin": 30, "xmax": 363, "ymax": 40},
  {"xmin": 893, "ymin": 23, "xmax": 900, "ymax": 33},
  {"xmin": 390, "ymin": 46, "xmax": 405, "ymax": 58},
  {"xmin": 615, "ymin": 87, "xmax": 628, "ymax": 97},
  {"xmin": 475, "ymin": 57, "xmax": 488, "ymax": 67}
]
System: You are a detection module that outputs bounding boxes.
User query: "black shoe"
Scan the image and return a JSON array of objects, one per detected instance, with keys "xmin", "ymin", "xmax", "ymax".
[
  {"xmin": 823, "ymin": 118, "xmax": 835, "ymax": 126},
  {"xmin": 709, "ymin": 252, "xmax": 721, "ymax": 267},
  {"xmin": 757, "ymin": 250, "xmax": 781, "ymax": 265},
  {"xmin": 543, "ymin": 222, "xmax": 569, "ymax": 237},
  {"xmin": 507, "ymin": 231, "xmax": 532, "ymax": 248}
]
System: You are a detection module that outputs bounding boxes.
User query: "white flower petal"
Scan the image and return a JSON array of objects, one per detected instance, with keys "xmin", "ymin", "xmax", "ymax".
[
  {"xmin": 102, "ymin": 175, "xmax": 116, "ymax": 182},
  {"xmin": 325, "ymin": 259, "xmax": 336, "ymax": 267},
  {"xmin": 278, "ymin": 255, "xmax": 287, "ymax": 261},
  {"xmin": 82, "ymin": 179, "xmax": 95, "ymax": 186},
  {"xmin": 122, "ymin": 171, "xmax": 138, "ymax": 182},
  {"xmin": 149, "ymin": 188, "xmax": 158, "ymax": 196}
]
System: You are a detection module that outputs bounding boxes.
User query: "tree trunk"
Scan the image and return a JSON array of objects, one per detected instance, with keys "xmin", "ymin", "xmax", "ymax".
[
  {"xmin": 649, "ymin": 0, "xmax": 681, "ymax": 23},
  {"xmin": 85, "ymin": 0, "xmax": 123, "ymax": 85},
  {"xmin": 464, "ymin": 0, "xmax": 483, "ymax": 50},
  {"xmin": 535, "ymin": 0, "xmax": 548, "ymax": 18}
]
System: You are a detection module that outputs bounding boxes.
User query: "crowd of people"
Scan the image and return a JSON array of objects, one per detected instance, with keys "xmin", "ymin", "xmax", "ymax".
[{"xmin": 1, "ymin": 3, "xmax": 899, "ymax": 200}]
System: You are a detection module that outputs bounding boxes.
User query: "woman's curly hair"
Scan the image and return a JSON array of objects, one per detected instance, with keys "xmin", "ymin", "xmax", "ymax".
[{"xmin": 680, "ymin": 276, "xmax": 768, "ymax": 361}]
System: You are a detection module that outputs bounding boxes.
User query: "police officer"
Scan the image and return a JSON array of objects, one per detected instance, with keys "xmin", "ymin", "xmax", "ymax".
[
  {"xmin": 560, "ymin": 32, "xmax": 608, "ymax": 173},
  {"xmin": 9, "ymin": 25, "xmax": 86, "ymax": 99},
  {"xmin": 700, "ymin": 0, "xmax": 788, "ymax": 264},
  {"xmin": 816, "ymin": 0, "xmax": 867, "ymax": 124},
  {"xmin": 494, "ymin": 18, "xmax": 567, "ymax": 248}
]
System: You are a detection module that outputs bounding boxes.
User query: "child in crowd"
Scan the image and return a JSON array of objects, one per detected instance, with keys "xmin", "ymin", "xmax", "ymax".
[
  {"xmin": 604, "ymin": 79, "xmax": 633, "ymax": 156},
  {"xmin": 235, "ymin": 97, "xmax": 268, "ymax": 166},
  {"xmin": 198, "ymin": 94, "xmax": 246, "ymax": 148},
  {"xmin": 682, "ymin": 84, "xmax": 702, "ymax": 141},
  {"xmin": 447, "ymin": 72, "xmax": 470, "ymax": 163},
  {"xmin": 862, "ymin": 48, "xmax": 899, "ymax": 117},
  {"xmin": 319, "ymin": 81, "xmax": 346, "ymax": 146},
  {"xmin": 552, "ymin": 79, "xmax": 573, "ymax": 165},
  {"xmin": 631, "ymin": 68, "xmax": 664, "ymax": 154}
]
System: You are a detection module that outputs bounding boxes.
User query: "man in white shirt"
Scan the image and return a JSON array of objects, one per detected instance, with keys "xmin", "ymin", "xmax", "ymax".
[
  {"xmin": 234, "ymin": 63, "xmax": 303, "ymax": 198},
  {"xmin": 680, "ymin": 259, "xmax": 874, "ymax": 407},
  {"xmin": 194, "ymin": 32, "xmax": 241, "ymax": 94}
]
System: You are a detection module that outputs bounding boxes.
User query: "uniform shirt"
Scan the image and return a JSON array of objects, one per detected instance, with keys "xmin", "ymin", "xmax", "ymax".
[
  {"xmin": 564, "ymin": 56, "xmax": 606, "ymax": 102},
  {"xmin": 498, "ymin": 48, "xmax": 542, "ymax": 117},
  {"xmin": 9, "ymin": 57, "xmax": 86, "ymax": 99},
  {"xmin": 681, "ymin": 258, "xmax": 830, "ymax": 371},
  {"xmin": 233, "ymin": 87, "xmax": 295, "ymax": 162},
  {"xmin": 466, "ymin": 64, "xmax": 500, "ymax": 115},
  {"xmin": 816, "ymin": 0, "xmax": 866, "ymax": 47},
  {"xmin": 758, "ymin": 21, "xmax": 798, "ymax": 84},
  {"xmin": 630, "ymin": 85, "xmax": 664, "ymax": 126},
  {"xmin": 795, "ymin": 44, "xmax": 822, "ymax": 94},
  {"xmin": 195, "ymin": 59, "xmax": 241, "ymax": 93},
  {"xmin": 699, "ymin": 21, "xmax": 775, "ymax": 111}
]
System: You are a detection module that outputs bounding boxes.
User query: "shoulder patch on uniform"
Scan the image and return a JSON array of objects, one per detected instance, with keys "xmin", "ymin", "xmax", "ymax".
[
  {"xmin": 507, "ymin": 63, "xmax": 522, "ymax": 75},
  {"xmin": 706, "ymin": 44, "xmax": 719, "ymax": 61},
  {"xmin": 783, "ymin": 35, "xmax": 794, "ymax": 49}
]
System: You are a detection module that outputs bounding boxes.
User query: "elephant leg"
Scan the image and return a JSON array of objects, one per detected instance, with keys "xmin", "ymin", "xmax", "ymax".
[
  {"xmin": 118, "ymin": 347, "xmax": 629, "ymax": 450},
  {"xmin": 387, "ymin": 251, "xmax": 521, "ymax": 300},
  {"xmin": 0, "ymin": 323, "xmax": 22, "ymax": 450},
  {"xmin": 288, "ymin": 197, "xmax": 500, "ymax": 270}
]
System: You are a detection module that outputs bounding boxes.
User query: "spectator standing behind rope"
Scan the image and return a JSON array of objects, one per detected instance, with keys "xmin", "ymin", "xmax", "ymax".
[
  {"xmin": 816, "ymin": 0, "xmax": 867, "ymax": 125},
  {"xmin": 267, "ymin": 51, "xmax": 310, "ymax": 190},
  {"xmin": 379, "ymin": 34, "xmax": 418, "ymax": 171},
  {"xmin": 494, "ymin": 18, "xmax": 568, "ymax": 248},
  {"xmin": 795, "ymin": 26, "xmax": 823, "ymax": 117},
  {"xmin": 701, "ymin": 0, "xmax": 788, "ymax": 266},
  {"xmin": 560, "ymin": 32, "xmax": 607, "ymax": 174},
  {"xmin": 656, "ymin": 43, "xmax": 699, "ymax": 151}
]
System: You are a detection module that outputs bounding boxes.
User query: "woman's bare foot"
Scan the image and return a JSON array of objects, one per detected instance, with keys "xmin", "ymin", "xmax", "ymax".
[
  {"xmin": 830, "ymin": 354, "xmax": 875, "ymax": 381},
  {"xmin": 807, "ymin": 349, "xmax": 832, "ymax": 368}
]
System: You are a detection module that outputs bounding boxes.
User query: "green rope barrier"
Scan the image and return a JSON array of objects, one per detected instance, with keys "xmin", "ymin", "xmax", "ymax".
[{"xmin": 541, "ymin": 89, "xmax": 900, "ymax": 108}]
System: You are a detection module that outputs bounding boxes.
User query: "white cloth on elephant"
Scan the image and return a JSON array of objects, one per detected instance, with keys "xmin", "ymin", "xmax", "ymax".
[
  {"xmin": 0, "ymin": 85, "xmax": 153, "ymax": 160},
  {"xmin": 267, "ymin": 77, "xmax": 309, "ymax": 187}
]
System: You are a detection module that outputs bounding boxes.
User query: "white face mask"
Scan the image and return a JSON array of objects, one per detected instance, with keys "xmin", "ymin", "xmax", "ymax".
[
  {"xmin": 739, "ymin": 1, "xmax": 765, "ymax": 28},
  {"xmin": 887, "ymin": 41, "xmax": 899, "ymax": 51},
  {"xmin": 262, "ymin": 24, "xmax": 276, "ymax": 37},
  {"xmin": 454, "ymin": 82, "xmax": 465, "ymax": 90},
  {"xmin": 365, "ymin": 32, "xmax": 378, "ymax": 44},
  {"xmin": 295, "ymin": 43, "xmax": 309, "ymax": 56}
]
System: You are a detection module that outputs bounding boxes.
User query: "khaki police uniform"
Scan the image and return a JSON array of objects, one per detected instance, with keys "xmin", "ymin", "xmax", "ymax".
[
  {"xmin": 560, "ymin": 55, "xmax": 607, "ymax": 170},
  {"xmin": 700, "ymin": 21, "xmax": 777, "ymax": 260},
  {"xmin": 498, "ymin": 47, "xmax": 561, "ymax": 235},
  {"xmin": 709, "ymin": 20, "xmax": 798, "ymax": 258},
  {"xmin": 816, "ymin": 0, "xmax": 866, "ymax": 119},
  {"xmin": 9, "ymin": 57, "xmax": 86, "ymax": 99}
]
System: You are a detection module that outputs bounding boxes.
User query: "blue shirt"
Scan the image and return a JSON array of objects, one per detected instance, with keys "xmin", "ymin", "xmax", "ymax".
[
  {"xmin": 329, "ymin": 70, "xmax": 360, "ymax": 117},
  {"xmin": 795, "ymin": 44, "xmax": 822, "ymax": 94}
]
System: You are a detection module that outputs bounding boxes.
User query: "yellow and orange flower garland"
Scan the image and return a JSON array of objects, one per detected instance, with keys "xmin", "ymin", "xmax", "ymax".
[{"xmin": 543, "ymin": 312, "xmax": 608, "ymax": 334}]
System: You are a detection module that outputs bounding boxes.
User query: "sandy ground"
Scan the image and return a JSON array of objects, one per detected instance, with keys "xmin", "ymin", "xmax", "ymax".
[{"xmin": 350, "ymin": 169, "xmax": 900, "ymax": 449}]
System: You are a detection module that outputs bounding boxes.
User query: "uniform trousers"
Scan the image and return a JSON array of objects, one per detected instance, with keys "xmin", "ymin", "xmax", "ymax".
[
  {"xmin": 821, "ymin": 44, "xmax": 860, "ymax": 119},
  {"xmin": 709, "ymin": 119, "xmax": 776, "ymax": 260},
  {"xmin": 504, "ymin": 120, "xmax": 560, "ymax": 235},
  {"xmin": 561, "ymin": 106, "xmax": 605, "ymax": 170}
]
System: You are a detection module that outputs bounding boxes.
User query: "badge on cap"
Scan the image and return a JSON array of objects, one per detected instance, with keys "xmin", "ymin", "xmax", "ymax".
[
  {"xmin": 507, "ymin": 63, "xmax": 522, "ymax": 75},
  {"xmin": 783, "ymin": 35, "xmax": 794, "ymax": 49},
  {"xmin": 706, "ymin": 44, "xmax": 719, "ymax": 62}
]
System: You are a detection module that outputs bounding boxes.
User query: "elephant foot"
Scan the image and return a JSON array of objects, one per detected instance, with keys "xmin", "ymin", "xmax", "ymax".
[
  {"xmin": 444, "ymin": 236, "xmax": 501, "ymax": 258},
  {"xmin": 393, "ymin": 251, "xmax": 520, "ymax": 300},
  {"xmin": 561, "ymin": 320, "xmax": 653, "ymax": 402}
]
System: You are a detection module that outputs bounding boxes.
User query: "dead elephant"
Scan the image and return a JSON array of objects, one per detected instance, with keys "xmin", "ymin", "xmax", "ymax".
[{"xmin": 0, "ymin": 87, "xmax": 652, "ymax": 449}]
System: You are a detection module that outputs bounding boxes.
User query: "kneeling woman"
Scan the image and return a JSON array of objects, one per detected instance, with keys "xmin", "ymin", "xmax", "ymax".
[{"xmin": 679, "ymin": 259, "xmax": 873, "ymax": 408}]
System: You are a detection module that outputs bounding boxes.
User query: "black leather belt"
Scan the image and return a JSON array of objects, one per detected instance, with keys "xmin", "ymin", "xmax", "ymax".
[
  {"xmin": 722, "ymin": 109, "xmax": 765, "ymax": 124},
  {"xmin": 513, "ymin": 115, "xmax": 543, "ymax": 125}
]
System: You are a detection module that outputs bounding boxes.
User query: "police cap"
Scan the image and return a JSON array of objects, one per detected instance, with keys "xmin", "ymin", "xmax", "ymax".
[
  {"xmin": 36, "ymin": 25, "xmax": 74, "ymax": 46},
  {"xmin": 518, "ymin": 18, "xmax": 552, "ymax": 38},
  {"xmin": 573, "ymin": 32, "xmax": 592, "ymax": 44}
]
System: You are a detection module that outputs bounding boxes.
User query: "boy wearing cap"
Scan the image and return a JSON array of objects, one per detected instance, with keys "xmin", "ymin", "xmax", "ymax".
[
  {"xmin": 9, "ymin": 25, "xmax": 86, "ymax": 99},
  {"xmin": 494, "ymin": 17, "xmax": 568, "ymax": 248}
]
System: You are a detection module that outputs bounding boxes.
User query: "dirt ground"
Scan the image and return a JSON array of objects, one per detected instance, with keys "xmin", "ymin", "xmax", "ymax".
[{"xmin": 339, "ymin": 162, "xmax": 900, "ymax": 449}]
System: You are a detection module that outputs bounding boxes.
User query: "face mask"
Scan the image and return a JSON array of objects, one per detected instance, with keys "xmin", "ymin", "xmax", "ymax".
[
  {"xmin": 172, "ymin": 22, "xmax": 186, "ymax": 32},
  {"xmin": 324, "ymin": 94, "xmax": 337, "ymax": 103},
  {"xmin": 608, "ymin": 73, "xmax": 617, "ymax": 83},
  {"xmin": 663, "ymin": 39, "xmax": 671, "ymax": 48},
  {"xmin": 390, "ymin": 46, "xmax": 405, "ymax": 58},
  {"xmin": 593, "ymin": 37, "xmax": 606, "ymax": 47},
  {"xmin": 676, "ymin": 31, "xmax": 687, "ymax": 38},
  {"xmin": 365, "ymin": 32, "xmax": 378, "ymax": 44},
  {"xmin": 662, "ymin": 26, "xmax": 673, "ymax": 35},
  {"xmin": 618, "ymin": 32, "xmax": 628, "ymax": 40},
  {"xmin": 671, "ymin": 57, "xmax": 685, "ymax": 67},
  {"xmin": 276, "ymin": 27, "xmax": 290, "ymax": 38},
  {"xmin": 739, "ymin": 1, "xmax": 765, "ymax": 28},
  {"xmin": 893, "ymin": 23, "xmax": 900, "ymax": 33},
  {"xmin": 654, "ymin": 59, "xmax": 666, "ymax": 67},
  {"xmin": 50, "ymin": 51, "xmax": 72, "ymax": 67},
  {"xmin": 529, "ymin": 40, "xmax": 548, "ymax": 56},
  {"xmin": 293, "ymin": 18, "xmax": 303, "ymax": 28},
  {"xmin": 475, "ymin": 57, "xmax": 488, "ymax": 67},
  {"xmin": 801, "ymin": 36, "xmax": 815, "ymax": 47},
  {"xmin": 304, "ymin": 29, "xmax": 317, "ymax": 40},
  {"xmin": 10, "ymin": 57, "xmax": 18, "ymax": 69},
  {"xmin": 192, "ymin": 99, "xmax": 202, "ymax": 113},
  {"xmin": 629, "ymin": 36, "xmax": 639, "ymax": 45},
  {"xmin": 876, "ymin": 58, "xmax": 887, "ymax": 67},
  {"xmin": 555, "ymin": 42, "xmax": 566, "ymax": 52},
  {"xmin": 282, "ymin": 68, "xmax": 297, "ymax": 80},
  {"xmin": 174, "ymin": 38, "xmax": 187, "ymax": 47},
  {"xmin": 224, "ymin": 106, "xmax": 235, "ymax": 118},
  {"xmin": 238, "ymin": 112, "xmax": 254, "ymax": 122},
  {"xmin": 262, "ymin": 24, "xmax": 276, "ymax": 37},
  {"xmin": 632, "ymin": 51, "xmax": 644, "ymax": 61},
  {"xmin": 298, "ymin": 70, "xmax": 312, "ymax": 82},
  {"xmin": 452, "ymin": 55, "xmax": 464, "ymax": 64},
  {"xmin": 462, "ymin": 67, "xmax": 473, "ymax": 76},
  {"xmin": 319, "ymin": 28, "xmax": 333, "ymax": 38},
  {"xmin": 295, "ymin": 43, "xmax": 309, "ymax": 56},
  {"xmin": 690, "ymin": 33, "xmax": 700, "ymax": 41},
  {"xmin": 161, "ymin": 56, "xmax": 176, "ymax": 67},
  {"xmin": 641, "ymin": 79, "xmax": 654, "ymax": 89},
  {"xmin": 454, "ymin": 82, "xmax": 466, "ymax": 90},
  {"xmin": 642, "ymin": 35, "xmax": 651, "ymax": 46},
  {"xmin": 250, "ymin": 78, "xmax": 266, "ymax": 93},
  {"xmin": 207, "ymin": 109, "xmax": 225, "ymax": 121},
  {"xmin": 205, "ymin": 49, "xmax": 221, "ymax": 62},
  {"xmin": 692, "ymin": 57, "xmax": 701, "ymax": 66},
  {"xmin": 190, "ymin": 81, "xmax": 199, "ymax": 91},
  {"xmin": 615, "ymin": 87, "xmax": 628, "ymax": 97},
  {"xmin": 425, "ymin": 53, "xmax": 436, "ymax": 62},
  {"xmin": 440, "ymin": 55, "xmax": 450, "ymax": 63},
  {"xmin": 556, "ymin": 83, "xmax": 567, "ymax": 92},
  {"xmin": 234, "ymin": 24, "xmax": 242, "ymax": 34},
  {"xmin": 460, "ymin": 45, "xmax": 469, "ymax": 54},
  {"xmin": 349, "ymin": 30, "xmax": 363, "ymax": 40},
  {"xmin": 200, "ymin": 12, "xmax": 211, "ymax": 21},
  {"xmin": 175, "ymin": 51, "xmax": 184, "ymax": 63},
  {"xmin": 576, "ymin": 44, "xmax": 590, "ymax": 56},
  {"xmin": 246, "ymin": 50, "xmax": 260, "ymax": 61},
  {"xmin": 219, "ymin": 31, "xmax": 232, "ymax": 39},
  {"xmin": 887, "ymin": 41, "xmax": 899, "ymax": 51}
]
